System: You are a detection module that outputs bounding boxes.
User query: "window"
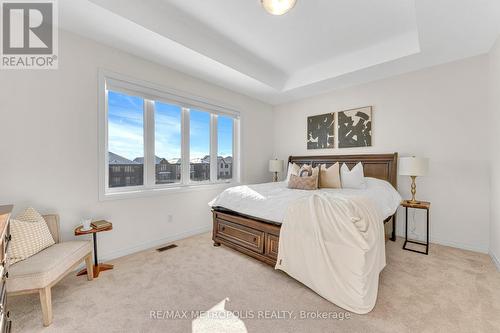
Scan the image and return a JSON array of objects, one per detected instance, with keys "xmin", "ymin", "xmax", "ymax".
[
  {"xmin": 107, "ymin": 91, "xmax": 144, "ymax": 188},
  {"xmin": 217, "ymin": 115, "xmax": 233, "ymax": 180},
  {"xmin": 100, "ymin": 72, "xmax": 239, "ymax": 199},
  {"xmin": 190, "ymin": 110, "xmax": 211, "ymax": 182},
  {"xmin": 155, "ymin": 102, "xmax": 182, "ymax": 185}
]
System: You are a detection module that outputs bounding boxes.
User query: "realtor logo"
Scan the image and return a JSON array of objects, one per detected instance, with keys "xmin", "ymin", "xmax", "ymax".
[{"xmin": 1, "ymin": 0, "xmax": 58, "ymax": 69}]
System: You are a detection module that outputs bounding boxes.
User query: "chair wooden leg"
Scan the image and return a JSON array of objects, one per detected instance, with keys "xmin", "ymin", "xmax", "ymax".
[
  {"xmin": 39, "ymin": 287, "xmax": 53, "ymax": 326},
  {"xmin": 85, "ymin": 253, "xmax": 94, "ymax": 281}
]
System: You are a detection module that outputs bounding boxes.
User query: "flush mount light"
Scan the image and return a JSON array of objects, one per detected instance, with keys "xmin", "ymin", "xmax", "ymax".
[{"xmin": 261, "ymin": 0, "xmax": 297, "ymax": 15}]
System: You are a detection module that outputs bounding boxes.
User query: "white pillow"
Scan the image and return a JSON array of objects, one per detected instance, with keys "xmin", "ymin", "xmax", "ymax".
[
  {"xmin": 286, "ymin": 162, "xmax": 301, "ymax": 182},
  {"xmin": 8, "ymin": 207, "xmax": 55, "ymax": 264},
  {"xmin": 340, "ymin": 162, "xmax": 366, "ymax": 189}
]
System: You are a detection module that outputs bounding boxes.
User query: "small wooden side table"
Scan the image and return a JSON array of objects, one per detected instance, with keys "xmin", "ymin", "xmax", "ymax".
[
  {"xmin": 74, "ymin": 221, "xmax": 113, "ymax": 278},
  {"xmin": 401, "ymin": 200, "xmax": 430, "ymax": 255}
]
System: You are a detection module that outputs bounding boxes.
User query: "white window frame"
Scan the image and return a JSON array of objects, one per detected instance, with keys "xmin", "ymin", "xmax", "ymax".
[{"xmin": 98, "ymin": 70, "xmax": 240, "ymax": 201}]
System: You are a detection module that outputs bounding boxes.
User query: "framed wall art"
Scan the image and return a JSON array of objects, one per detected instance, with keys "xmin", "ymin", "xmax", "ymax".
[{"xmin": 307, "ymin": 113, "xmax": 335, "ymax": 149}]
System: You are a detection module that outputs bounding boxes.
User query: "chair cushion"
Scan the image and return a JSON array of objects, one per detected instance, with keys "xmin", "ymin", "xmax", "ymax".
[
  {"xmin": 9, "ymin": 207, "xmax": 55, "ymax": 264},
  {"xmin": 7, "ymin": 240, "xmax": 91, "ymax": 292}
]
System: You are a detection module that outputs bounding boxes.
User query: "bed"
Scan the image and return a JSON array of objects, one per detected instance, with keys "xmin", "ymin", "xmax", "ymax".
[{"xmin": 211, "ymin": 153, "xmax": 399, "ymax": 266}]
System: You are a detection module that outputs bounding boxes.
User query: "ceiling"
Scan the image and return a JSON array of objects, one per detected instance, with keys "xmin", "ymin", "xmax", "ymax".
[{"xmin": 60, "ymin": 0, "xmax": 500, "ymax": 105}]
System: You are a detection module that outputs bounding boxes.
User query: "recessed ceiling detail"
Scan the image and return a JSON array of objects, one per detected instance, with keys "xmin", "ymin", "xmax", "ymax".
[{"xmin": 60, "ymin": 0, "xmax": 500, "ymax": 104}]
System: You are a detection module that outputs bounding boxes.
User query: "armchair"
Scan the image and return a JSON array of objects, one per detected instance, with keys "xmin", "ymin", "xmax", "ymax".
[{"xmin": 7, "ymin": 214, "xmax": 93, "ymax": 326}]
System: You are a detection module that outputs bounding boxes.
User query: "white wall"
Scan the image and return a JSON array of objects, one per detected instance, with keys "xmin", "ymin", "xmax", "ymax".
[
  {"xmin": 0, "ymin": 29, "xmax": 496, "ymax": 261},
  {"xmin": 0, "ymin": 31, "xmax": 274, "ymax": 260},
  {"xmin": 273, "ymin": 56, "xmax": 490, "ymax": 253},
  {"xmin": 489, "ymin": 37, "xmax": 500, "ymax": 268}
]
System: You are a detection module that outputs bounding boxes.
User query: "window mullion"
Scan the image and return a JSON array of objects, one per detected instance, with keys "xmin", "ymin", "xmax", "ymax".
[
  {"xmin": 181, "ymin": 108, "xmax": 190, "ymax": 185},
  {"xmin": 210, "ymin": 114, "xmax": 218, "ymax": 183},
  {"xmin": 144, "ymin": 99, "xmax": 155, "ymax": 187}
]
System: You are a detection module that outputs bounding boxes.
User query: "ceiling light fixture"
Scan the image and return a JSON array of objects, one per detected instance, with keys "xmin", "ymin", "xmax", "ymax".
[{"xmin": 261, "ymin": 0, "xmax": 297, "ymax": 16}]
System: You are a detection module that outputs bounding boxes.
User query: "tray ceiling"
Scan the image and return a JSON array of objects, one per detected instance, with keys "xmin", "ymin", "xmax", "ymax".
[{"xmin": 60, "ymin": 0, "xmax": 500, "ymax": 104}]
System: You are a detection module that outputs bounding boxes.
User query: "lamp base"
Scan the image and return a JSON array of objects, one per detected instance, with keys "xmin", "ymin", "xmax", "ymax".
[
  {"xmin": 405, "ymin": 199, "xmax": 422, "ymax": 205},
  {"xmin": 272, "ymin": 172, "xmax": 279, "ymax": 182}
]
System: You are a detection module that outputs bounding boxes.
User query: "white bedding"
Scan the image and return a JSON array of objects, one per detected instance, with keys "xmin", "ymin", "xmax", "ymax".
[
  {"xmin": 209, "ymin": 177, "xmax": 401, "ymax": 223},
  {"xmin": 210, "ymin": 177, "xmax": 402, "ymax": 314},
  {"xmin": 276, "ymin": 194, "xmax": 386, "ymax": 314}
]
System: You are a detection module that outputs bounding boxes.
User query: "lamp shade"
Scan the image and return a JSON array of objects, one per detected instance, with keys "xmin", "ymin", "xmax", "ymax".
[
  {"xmin": 269, "ymin": 159, "xmax": 284, "ymax": 173},
  {"xmin": 399, "ymin": 157, "xmax": 429, "ymax": 176}
]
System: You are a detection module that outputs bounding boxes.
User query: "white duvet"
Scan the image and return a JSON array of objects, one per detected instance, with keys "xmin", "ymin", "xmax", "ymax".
[
  {"xmin": 276, "ymin": 194, "xmax": 386, "ymax": 314},
  {"xmin": 209, "ymin": 178, "xmax": 402, "ymax": 314},
  {"xmin": 209, "ymin": 177, "xmax": 401, "ymax": 223}
]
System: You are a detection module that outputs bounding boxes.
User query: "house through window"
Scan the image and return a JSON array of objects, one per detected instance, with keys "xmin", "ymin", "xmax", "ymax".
[
  {"xmin": 155, "ymin": 101, "xmax": 182, "ymax": 185},
  {"xmin": 107, "ymin": 91, "xmax": 144, "ymax": 188},
  {"xmin": 217, "ymin": 115, "xmax": 233, "ymax": 180},
  {"xmin": 102, "ymin": 74, "xmax": 239, "ymax": 198}
]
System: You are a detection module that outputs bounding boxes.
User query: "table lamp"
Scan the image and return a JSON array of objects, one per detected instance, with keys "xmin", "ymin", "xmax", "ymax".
[
  {"xmin": 399, "ymin": 156, "xmax": 429, "ymax": 203},
  {"xmin": 269, "ymin": 159, "xmax": 284, "ymax": 182}
]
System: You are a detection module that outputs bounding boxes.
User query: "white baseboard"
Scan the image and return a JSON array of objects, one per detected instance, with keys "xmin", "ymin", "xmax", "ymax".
[
  {"xmin": 395, "ymin": 230, "xmax": 489, "ymax": 254},
  {"xmin": 490, "ymin": 251, "xmax": 500, "ymax": 271},
  {"xmin": 99, "ymin": 225, "xmax": 212, "ymax": 262},
  {"xmin": 429, "ymin": 237, "xmax": 489, "ymax": 254},
  {"xmin": 78, "ymin": 225, "xmax": 498, "ymax": 273}
]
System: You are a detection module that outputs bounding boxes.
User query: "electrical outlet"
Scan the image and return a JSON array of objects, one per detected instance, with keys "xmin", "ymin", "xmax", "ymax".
[{"xmin": 167, "ymin": 214, "xmax": 173, "ymax": 223}]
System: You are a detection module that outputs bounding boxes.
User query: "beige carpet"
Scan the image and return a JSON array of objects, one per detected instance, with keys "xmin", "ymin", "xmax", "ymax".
[{"xmin": 9, "ymin": 233, "xmax": 500, "ymax": 333}]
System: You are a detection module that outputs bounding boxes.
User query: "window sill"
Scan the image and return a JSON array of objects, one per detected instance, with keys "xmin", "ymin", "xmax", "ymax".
[{"xmin": 99, "ymin": 181, "xmax": 238, "ymax": 201}]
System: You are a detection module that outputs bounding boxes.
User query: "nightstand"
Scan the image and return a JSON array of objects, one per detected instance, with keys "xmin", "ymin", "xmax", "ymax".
[
  {"xmin": 401, "ymin": 200, "xmax": 430, "ymax": 255},
  {"xmin": 74, "ymin": 221, "xmax": 113, "ymax": 278}
]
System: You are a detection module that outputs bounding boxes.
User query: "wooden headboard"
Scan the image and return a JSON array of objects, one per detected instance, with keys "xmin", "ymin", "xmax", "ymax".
[{"xmin": 288, "ymin": 153, "xmax": 398, "ymax": 189}]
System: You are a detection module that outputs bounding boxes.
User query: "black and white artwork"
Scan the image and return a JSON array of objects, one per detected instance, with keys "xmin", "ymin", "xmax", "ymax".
[
  {"xmin": 338, "ymin": 106, "xmax": 372, "ymax": 148},
  {"xmin": 307, "ymin": 113, "xmax": 335, "ymax": 149}
]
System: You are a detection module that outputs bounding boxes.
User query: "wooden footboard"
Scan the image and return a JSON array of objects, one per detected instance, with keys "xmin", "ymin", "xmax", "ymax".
[
  {"xmin": 213, "ymin": 208, "xmax": 396, "ymax": 266},
  {"xmin": 212, "ymin": 210, "xmax": 280, "ymax": 266}
]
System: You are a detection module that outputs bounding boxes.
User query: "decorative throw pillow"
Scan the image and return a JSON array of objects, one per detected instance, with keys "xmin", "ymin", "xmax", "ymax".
[
  {"xmin": 299, "ymin": 164, "xmax": 319, "ymax": 178},
  {"xmin": 319, "ymin": 163, "xmax": 341, "ymax": 188},
  {"xmin": 286, "ymin": 162, "xmax": 301, "ymax": 181},
  {"xmin": 288, "ymin": 165, "xmax": 319, "ymax": 190},
  {"xmin": 8, "ymin": 207, "xmax": 55, "ymax": 265},
  {"xmin": 340, "ymin": 162, "xmax": 366, "ymax": 189}
]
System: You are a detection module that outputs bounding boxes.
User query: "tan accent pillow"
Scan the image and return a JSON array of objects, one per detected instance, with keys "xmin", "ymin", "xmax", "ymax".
[
  {"xmin": 319, "ymin": 163, "xmax": 341, "ymax": 188},
  {"xmin": 288, "ymin": 165, "xmax": 319, "ymax": 190},
  {"xmin": 8, "ymin": 207, "xmax": 55, "ymax": 265}
]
